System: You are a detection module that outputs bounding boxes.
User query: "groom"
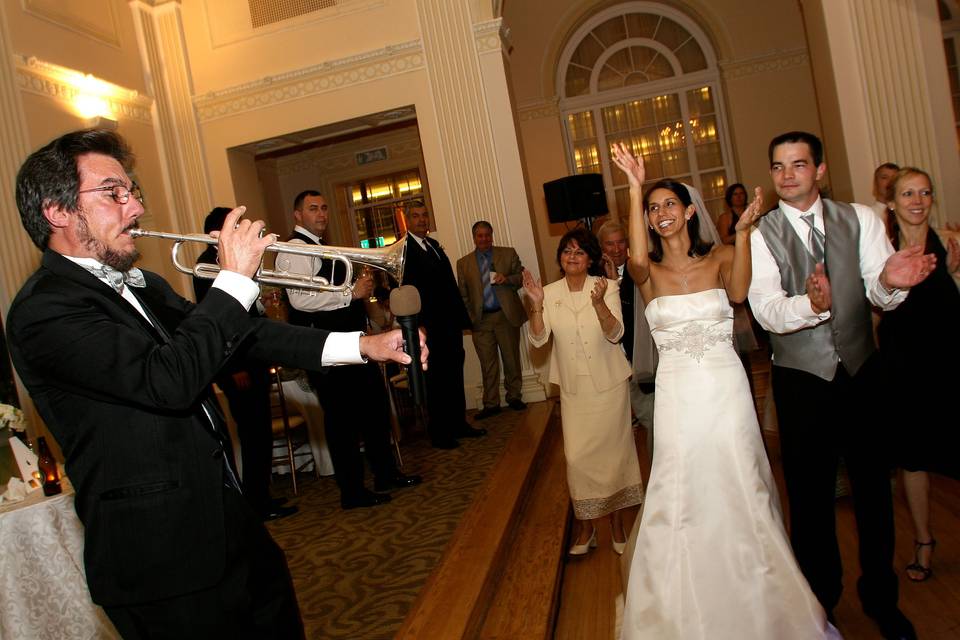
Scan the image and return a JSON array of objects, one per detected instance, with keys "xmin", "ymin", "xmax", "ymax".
[{"xmin": 748, "ymin": 131, "xmax": 934, "ymax": 640}]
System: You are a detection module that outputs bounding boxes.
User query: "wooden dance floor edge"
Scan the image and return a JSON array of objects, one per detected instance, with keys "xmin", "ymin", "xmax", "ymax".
[{"xmin": 395, "ymin": 399, "xmax": 569, "ymax": 639}]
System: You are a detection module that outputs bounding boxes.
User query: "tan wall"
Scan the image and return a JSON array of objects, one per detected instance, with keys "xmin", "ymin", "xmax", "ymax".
[{"xmin": 180, "ymin": 0, "xmax": 421, "ymax": 95}]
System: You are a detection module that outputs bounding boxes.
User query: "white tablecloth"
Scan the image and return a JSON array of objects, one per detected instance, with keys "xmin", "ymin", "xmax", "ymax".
[{"xmin": 0, "ymin": 486, "xmax": 119, "ymax": 639}]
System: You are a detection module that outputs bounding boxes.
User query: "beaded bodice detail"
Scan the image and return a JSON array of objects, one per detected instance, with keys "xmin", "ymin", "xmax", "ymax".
[{"xmin": 645, "ymin": 289, "xmax": 734, "ymax": 363}]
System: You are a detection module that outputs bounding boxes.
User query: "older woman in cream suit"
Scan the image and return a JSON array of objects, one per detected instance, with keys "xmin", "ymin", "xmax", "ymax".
[{"xmin": 523, "ymin": 228, "xmax": 644, "ymax": 556}]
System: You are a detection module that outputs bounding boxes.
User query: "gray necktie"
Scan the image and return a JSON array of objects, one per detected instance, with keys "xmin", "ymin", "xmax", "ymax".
[{"xmin": 801, "ymin": 213, "xmax": 825, "ymax": 264}]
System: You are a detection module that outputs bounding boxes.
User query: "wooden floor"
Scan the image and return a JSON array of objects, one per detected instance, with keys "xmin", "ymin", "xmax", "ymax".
[{"xmin": 554, "ymin": 352, "xmax": 960, "ymax": 639}]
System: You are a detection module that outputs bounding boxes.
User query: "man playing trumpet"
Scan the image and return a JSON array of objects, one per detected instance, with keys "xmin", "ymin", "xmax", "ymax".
[{"xmin": 6, "ymin": 129, "xmax": 426, "ymax": 639}]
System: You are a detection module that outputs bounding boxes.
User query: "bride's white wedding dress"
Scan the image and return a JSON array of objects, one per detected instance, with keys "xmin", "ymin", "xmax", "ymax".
[{"xmin": 621, "ymin": 289, "xmax": 839, "ymax": 639}]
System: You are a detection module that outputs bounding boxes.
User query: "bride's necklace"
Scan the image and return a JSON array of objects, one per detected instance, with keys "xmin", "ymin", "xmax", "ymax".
[{"xmin": 659, "ymin": 255, "xmax": 703, "ymax": 292}]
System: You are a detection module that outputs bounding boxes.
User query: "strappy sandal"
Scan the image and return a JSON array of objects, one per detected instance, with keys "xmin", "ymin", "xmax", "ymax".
[{"xmin": 905, "ymin": 538, "xmax": 936, "ymax": 582}]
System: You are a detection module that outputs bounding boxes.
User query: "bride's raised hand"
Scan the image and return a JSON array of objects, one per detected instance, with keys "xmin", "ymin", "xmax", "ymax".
[
  {"xmin": 522, "ymin": 268, "xmax": 544, "ymax": 306},
  {"xmin": 611, "ymin": 142, "xmax": 645, "ymax": 189},
  {"xmin": 735, "ymin": 187, "xmax": 766, "ymax": 231}
]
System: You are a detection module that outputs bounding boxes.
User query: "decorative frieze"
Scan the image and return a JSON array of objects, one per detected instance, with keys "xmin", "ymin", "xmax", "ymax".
[
  {"xmin": 720, "ymin": 48, "xmax": 810, "ymax": 80},
  {"xmin": 194, "ymin": 40, "xmax": 424, "ymax": 122},
  {"xmin": 13, "ymin": 55, "xmax": 153, "ymax": 124},
  {"xmin": 517, "ymin": 97, "xmax": 560, "ymax": 122}
]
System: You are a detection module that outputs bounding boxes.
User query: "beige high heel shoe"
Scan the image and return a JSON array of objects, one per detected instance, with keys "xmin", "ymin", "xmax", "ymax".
[{"xmin": 568, "ymin": 527, "xmax": 597, "ymax": 556}]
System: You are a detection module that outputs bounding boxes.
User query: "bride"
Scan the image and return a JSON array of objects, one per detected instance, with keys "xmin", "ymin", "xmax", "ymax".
[{"xmin": 613, "ymin": 143, "xmax": 839, "ymax": 639}]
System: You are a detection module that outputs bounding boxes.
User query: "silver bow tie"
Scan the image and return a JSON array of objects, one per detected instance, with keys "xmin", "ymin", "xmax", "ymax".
[{"xmin": 85, "ymin": 265, "xmax": 146, "ymax": 293}]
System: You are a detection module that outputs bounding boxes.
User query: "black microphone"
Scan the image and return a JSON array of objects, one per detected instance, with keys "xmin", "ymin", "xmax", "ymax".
[{"xmin": 389, "ymin": 285, "xmax": 426, "ymax": 406}]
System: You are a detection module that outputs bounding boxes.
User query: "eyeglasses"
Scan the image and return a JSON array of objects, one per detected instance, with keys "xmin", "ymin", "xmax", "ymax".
[{"xmin": 78, "ymin": 182, "xmax": 143, "ymax": 205}]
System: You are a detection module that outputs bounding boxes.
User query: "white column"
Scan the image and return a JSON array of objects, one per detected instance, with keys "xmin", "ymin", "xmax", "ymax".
[
  {"xmin": 417, "ymin": 1, "xmax": 546, "ymax": 402},
  {"xmin": 129, "ymin": 0, "xmax": 212, "ymax": 234},
  {"xmin": 803, "ymin": 0, "xmax": 960, "ymax": 224},
  {"xmin": 0, "ymin": 0, "xmax": 42, "ymax": 432}
]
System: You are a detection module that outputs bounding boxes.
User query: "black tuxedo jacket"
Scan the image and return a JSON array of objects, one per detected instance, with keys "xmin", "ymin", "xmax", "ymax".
[
  {"xmin": 401, "ymin": 234, "xmax": 470, "ymax": 338},
  {"xmin": 6, "ymin": 250, "xmax": 329, "ymax": 607}
]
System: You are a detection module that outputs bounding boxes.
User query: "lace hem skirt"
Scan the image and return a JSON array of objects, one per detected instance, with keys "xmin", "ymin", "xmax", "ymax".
[{"xmin": 561, "ymin": 375, "xmax": 644, "ymax": 520}]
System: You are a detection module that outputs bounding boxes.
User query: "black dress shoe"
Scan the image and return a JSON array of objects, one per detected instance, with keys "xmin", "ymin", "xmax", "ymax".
[
  {"xmin": 431, "ymin": 438, "xmax": 460, "ymax": 449},
  {"xmin": 455, "ymin": 425, "xmax": 487, "ymax": 438},
  {"xmin": 341, "ymin": 489, "xmax": 392, "ymax": 510},
  {"xmin": 262, "ymin": 504, "xmax": 299, "ymax": 521},
  {"xmin": 269, "ymin": 496, "xmax": 289, "ymax": 509},
  {"xmin": 374, "ymin": 473, "xmax": 423, "ymax": 492},
  {"xmin": 507, "ymin": 399, "xmax": 527, "ymax": 411},
  {"xmin": 867, "ymin": 607, "xmax": 916, "ymax": 640},
  {"xmin": 474, "ymin": 406, "xmax": 502, "ymax": 420}
]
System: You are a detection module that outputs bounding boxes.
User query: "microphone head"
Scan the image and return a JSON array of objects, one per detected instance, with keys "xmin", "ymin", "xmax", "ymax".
[{"xmin": 389, "ymin": 285, "xmax": 421, "ymax": 316}]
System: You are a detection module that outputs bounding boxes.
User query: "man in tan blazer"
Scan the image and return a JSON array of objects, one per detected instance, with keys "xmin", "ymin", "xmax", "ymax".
[{"xmin": 456, "ymin": 221, "xmax": 527, "ymax": 419}]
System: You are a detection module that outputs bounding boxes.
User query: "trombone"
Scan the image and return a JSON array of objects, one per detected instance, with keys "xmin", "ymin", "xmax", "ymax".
[{"xmin": 129, "ymin": 228, "xmax": 406, "ymax": 294}]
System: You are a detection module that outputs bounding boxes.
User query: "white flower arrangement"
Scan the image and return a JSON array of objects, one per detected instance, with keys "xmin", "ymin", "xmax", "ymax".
[{"xmin": 0, "ymin": 403, "xmax": 26, "ymax": 432}]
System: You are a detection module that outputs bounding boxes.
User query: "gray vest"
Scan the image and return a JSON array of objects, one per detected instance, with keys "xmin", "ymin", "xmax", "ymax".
[{"xmin": 757, "ymin": 199, "xmax": 875, "ymax": 380}]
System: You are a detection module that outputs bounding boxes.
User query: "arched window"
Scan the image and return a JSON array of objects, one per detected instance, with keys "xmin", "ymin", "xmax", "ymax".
[{"xmin": 558, "ymin": 2, "xmax": 734, "ymax": 220}]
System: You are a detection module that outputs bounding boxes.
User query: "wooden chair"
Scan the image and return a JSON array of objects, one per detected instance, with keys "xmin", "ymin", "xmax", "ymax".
[{"xmin": 269, "ymin": 366, "xmax": 318, "ymax": 495}]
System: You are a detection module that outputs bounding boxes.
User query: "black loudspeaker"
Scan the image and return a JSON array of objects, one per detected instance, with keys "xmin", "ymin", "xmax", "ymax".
[{"xmin": 543, "ymin": 173, "xmax": 608, "ymax": 223}]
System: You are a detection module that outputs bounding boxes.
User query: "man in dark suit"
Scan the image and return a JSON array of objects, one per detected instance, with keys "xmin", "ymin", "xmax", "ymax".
[
  {"xmin": 278, "ymin": 190, "xmax": 421, "ymax": 509},
  {"xmin": 6, "ymin": 129, "xmax": 425, "ymax": 639},
  {"xmin": 194, "ymin": 206, "xmax": 296, "ymax": 521},
  {"xmin": 456, "ymin": 220, "xmax": 526, "ymax": 419},
  {"xmin": 401, "ymin": 200, "xmax": 484, "ymax": 448}
]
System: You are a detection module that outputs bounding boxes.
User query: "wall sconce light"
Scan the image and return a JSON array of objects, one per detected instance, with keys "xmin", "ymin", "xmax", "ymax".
[{"xmin": 84, "ymin": 115, "xmax": 119, "ymax": 130}]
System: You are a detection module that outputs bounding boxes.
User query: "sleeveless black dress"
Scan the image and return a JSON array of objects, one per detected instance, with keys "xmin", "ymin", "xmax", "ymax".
[{"xmin": 877, "ymin": 230, "xmax": 960, "ymax": 478}]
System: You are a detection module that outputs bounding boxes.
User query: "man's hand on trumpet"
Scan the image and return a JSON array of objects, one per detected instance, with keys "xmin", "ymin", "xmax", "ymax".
[
  {"xmin": 208, "ymin": 206, "xmax": 277, "ymax": 279},
  {"xmin": 360, "ymin": 327, "xmax": 429, "ymax": 368}
]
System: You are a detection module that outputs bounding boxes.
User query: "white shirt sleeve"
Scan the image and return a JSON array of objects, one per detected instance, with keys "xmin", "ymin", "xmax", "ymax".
[
  {"xmin": 853, "ymin": 202, "xmax": 907, "ymax": 309},
  {"xmin": 210, "ymin": 271, "xmax": 260, "ymax": 310},
  {"xmin": 274, "ymin": 239, "xmax": 352, "ymax": 312},
  {"xmin": 748, "ymin": 227, "xmax": 831, "ymax": 334},
  {"xmin": 320, "ymin": 330, "xmax": 365, "ymax": 366}
]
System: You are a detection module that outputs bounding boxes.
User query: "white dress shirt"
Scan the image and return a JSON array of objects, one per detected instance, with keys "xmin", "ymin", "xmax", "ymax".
[
  {"xmin": 67, "ymin": 254, "xmax": 363, "ymax": 366},
  {"xmin": 274, "ymin": 225, "xmax": 352, "ymax": 313},
  {"xmin": 748, "ymin": 197, "xmax": 906, "ymax": 335}
]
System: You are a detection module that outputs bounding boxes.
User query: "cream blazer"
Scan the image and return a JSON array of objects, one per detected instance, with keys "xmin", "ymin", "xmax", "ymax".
[{"xmin": 527, "ymin": 275, "xmax": 632, "ymax": 394}]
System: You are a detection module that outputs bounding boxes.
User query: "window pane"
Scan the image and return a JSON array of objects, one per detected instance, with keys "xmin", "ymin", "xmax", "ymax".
[
  {"xmin": 573, "ymin": 142, "xmax": 600, "ymax": 174},
  {"xmin": 676, "ymin": 38, "xmax": 707, "ymax": 72},
  {"xmin": 699, "ymin": 170, "xmax": 727, "ymax": 202},
  {"xmin": 571, "ymin": 37, "xmax": 606, "ymax": 70},
  {"xmin": 661, "ymin": 149, "xmax": 690, "ymax": 176},
  {"xmin": 598, "ymin": 65, "xmax": 626, "ymax": 92},
  {"xmin": 593, "ymin": 16, "xmax": 628, "ymax": 47},
  {"xmin": 652, "ymin": 17, "xmax": 691, "ymax": 51},
  {"xmin": 686, "ymin": 86, "xmax": 715, "ymax": 118},
  {"xmin": 565, "ymin": 65, "xmax": 591, "ymax": 97},
  {"xmin": 624, "ymin": 12, "xmax": 660, "ymax": 39},
  {"xmin": 567, "ymin": 111, "xmax": 597, "ymax": 141},
  {"xmin": 652, "ymin": 94, "xmax": 681, "ymax": 121}
]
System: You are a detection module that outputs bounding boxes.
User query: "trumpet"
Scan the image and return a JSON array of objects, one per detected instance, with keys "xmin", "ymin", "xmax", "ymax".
[{"xmin": 129, "ymin": 228, "xmax": 406, "ymax": 294}]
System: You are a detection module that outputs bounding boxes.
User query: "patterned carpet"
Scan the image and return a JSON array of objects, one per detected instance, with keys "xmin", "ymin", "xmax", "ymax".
[{"xmin": 266, "ymin": 408, "xmax": 524, "ymax": 640}]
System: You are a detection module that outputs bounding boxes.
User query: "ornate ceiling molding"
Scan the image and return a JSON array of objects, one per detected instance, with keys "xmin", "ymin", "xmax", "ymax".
[
  {"xmin": 720, "ymin": 48, "xmax": 810, "ymax": 80},
  {"xmin": 13, "ymin": 55, "xmax": 153, "ymax": 124},
  {"xmin": 193, "ymin": 40, "xmax": 424, "ymax": 122},
  {"xmin": 517, "ymin": 97, "xmax": 560, "ymax": 122},
  {"xmin": 474, "ymin": 18, "xmax": 505, "ymax": 54}
]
